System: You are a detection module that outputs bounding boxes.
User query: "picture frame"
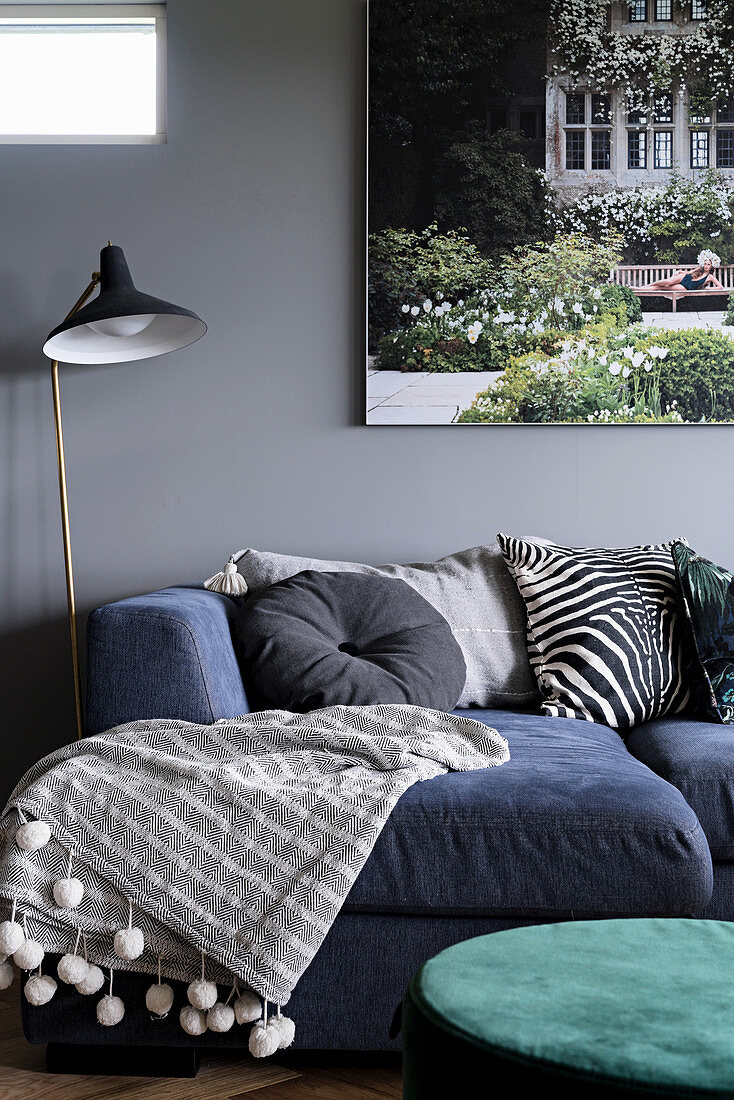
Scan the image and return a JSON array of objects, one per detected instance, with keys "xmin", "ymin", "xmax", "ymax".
[{"xmin": 367, "ymin": 0, "xmax": 734, "ymax": 426}]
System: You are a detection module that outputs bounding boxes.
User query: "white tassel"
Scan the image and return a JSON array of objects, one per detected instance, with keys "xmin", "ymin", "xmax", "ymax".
[
  {"xmin": 15, "ymin": 820, "xmax": 51, "ymax": 852},
  {"xmin": 57, "ymin": 928, "xmax": 89, "ymax": 984},
  {"xmin": 204, "ymin": 557, "xmax": 248, "ymax": 597},
  {"xmin": 24, "ymin": 965, "xmax": 56, "ymax": 1006},
  {"xmin": 13, "ymin": 916, "xmax": 44, "ymax": 971},
  {"xmin": 272, "ymin": 1005, "xmax": 296, "ymax": 1049},
  {"xmin": 53, "ymin": 851, "xmax": 84, "ymax": 909},
  {"xmin": 75, "ymin": 934, "xmax": 104, "ymax": 995},
  {"xmin": 114, "ymin": 900, "xmax": 144, "ymax": 961},
  {"xmin": 248, "ymin": 1000, "xmax": 281, "ymax": 1059},
  {"xmin": 0, "ymin": 960, "xmax": 13, "ymax": 991},
  {"xmin": 0, "ymin": 900, "xmax": 24, "ymax": 955},
  {"xmin": 97, "ymin": 969, "xmax": 125, "ymax": 1026},
  {"xmin": 146, "ymin": 955, "xmax": 174, "ymax": 1018},
  {"xmin": 187, "ymin": 950, "xmax": 217, "ymax": 1010}
]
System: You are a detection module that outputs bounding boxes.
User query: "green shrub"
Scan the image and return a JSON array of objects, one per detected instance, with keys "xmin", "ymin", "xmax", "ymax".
[
  {"xmin": 598, "ymin": 283, "xmax": 642, "ymax": 324},
  {"xmin": 368, "ymin": 224, "xmax": 493, "ymax": 348},
  {"xmin": 508, "ymin": 232, "xmax": 623, "ymax": 328},
  {"xmin": 648, "ymin": 329, "xmax": 734, "ymax": 421},
  {"xmin": 434, "ymin": 125, "xmax": 553, "ymax": 258},
  {"xmin": 556, "ymin": 170, "xmax": 734, "ymax": 264},
  {"xmin": 457, "ymin": 330, "xmax": 688, "ymax": 424},
  {"xmin": 378, "ymin": 319, "xmax": 565, "ymax": 373}
]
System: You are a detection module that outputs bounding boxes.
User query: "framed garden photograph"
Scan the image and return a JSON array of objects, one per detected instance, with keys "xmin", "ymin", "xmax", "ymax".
[{"xmin": 367, "ymin": 0, "xmax": 734, "ymax": 425}]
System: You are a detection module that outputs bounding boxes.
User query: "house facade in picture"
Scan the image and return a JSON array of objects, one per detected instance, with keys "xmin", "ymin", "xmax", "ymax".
[{"xmin": 547, "ymin": 0, "xmax": 734, "ymax": 197}]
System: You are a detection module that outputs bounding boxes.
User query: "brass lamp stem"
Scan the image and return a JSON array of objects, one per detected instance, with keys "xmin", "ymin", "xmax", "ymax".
[{"xmin": 51, "ymin": 272, "xmax": 101, "ymax": 741}]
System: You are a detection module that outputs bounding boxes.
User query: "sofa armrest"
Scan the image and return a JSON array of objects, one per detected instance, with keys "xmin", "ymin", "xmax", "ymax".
[{"xmin": 86, "ymin": 586, "xmax": 249, "ymax": 735}]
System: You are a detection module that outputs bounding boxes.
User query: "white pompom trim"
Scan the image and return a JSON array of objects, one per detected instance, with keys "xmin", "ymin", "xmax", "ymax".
[
  {"xmin": 96, "ymin": 970, "xmax": 125, "ymax": 1026},
  {"xmin": 15, "ymin": 819, "xmax": 51, "ymax": 852},
  {"xmin": 114, "ymin": 901, "xmax": 144, "ymax": 960}
]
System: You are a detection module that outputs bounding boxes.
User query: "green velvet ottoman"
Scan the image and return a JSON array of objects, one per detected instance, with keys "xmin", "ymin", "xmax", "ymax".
[{"xmin": 403, "ymin": 919, "xmax": 734, "ymax": 1099}]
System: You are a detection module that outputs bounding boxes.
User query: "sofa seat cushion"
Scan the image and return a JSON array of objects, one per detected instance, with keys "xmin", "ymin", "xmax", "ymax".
[
  {"xmin": 626, "ymin": 715, "xmax": 734, "ymax": 859},
  {"xmin": 344, "ymin": 709, "xmax": 712, "ymax": 918}
]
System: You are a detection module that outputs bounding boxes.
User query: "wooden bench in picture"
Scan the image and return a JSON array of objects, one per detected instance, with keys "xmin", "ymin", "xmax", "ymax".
[{"xmin": 611, "ymin": 264, "xmax": 734, "ymax": 312}]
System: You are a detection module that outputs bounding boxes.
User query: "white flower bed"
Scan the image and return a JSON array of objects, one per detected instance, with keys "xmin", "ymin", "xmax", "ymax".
[{"xmin": 555, "ymin": 170, "xmax": 734, "ymax": 251}]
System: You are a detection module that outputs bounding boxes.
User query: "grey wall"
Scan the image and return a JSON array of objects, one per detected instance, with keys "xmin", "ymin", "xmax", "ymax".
[{"xmin": 1, "ymin": 0, "xmax": 732, "ymax": 795}]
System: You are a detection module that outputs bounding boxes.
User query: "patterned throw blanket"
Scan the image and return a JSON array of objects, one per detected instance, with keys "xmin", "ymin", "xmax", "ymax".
[{"xmin": 0, "ymin": 705, "xmax": 508, "ymax": 1008}]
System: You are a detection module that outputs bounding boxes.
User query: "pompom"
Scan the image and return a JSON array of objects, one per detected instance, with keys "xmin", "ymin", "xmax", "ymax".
[
  {"xmin": 97, "ymin": 994, "xmax": 125, "ymax": 1026},
  {"xmin": 272, "ymin": 1013, "xmax": 296, "ymax": 1049},
  {"xmin": 0, "ymin": 960, "xmax": 13, "ymax": 991},
  {"xmin": 207, "ymin": 1002, "xmax": 235, "ymax": 1033},
  {"xmin": 248, "ymin": 1018, "xmax": 280, "ymax": 1058},
  {"xmin": 0, "ymin": 921, "xmax": 23, "ymax": 955},
  {"xmin": 57, "ymin": 953, "xmax": 89, "ymax": 985},
  {"xmin": 113, "ymin": 927, "xmax": 144, "ymax": 961},
  {"xmin": 13, "ymin": 939, "xmax": 44, "ymax": 971},
  {"xmin": 180, "ymin": 1005, "xmax": 208, "ymax": 1035},
  {"xmin": 53, "ymin": 877, "xmax": 84, "ymax": 909},
  {"xmin": 15, "ymin": 820, "xmax": 51, "ymax": 852},
  {"xmin": 234, "ymin": 990, "xmax": 261, "ymax": 1025},
  {"xmin": 187, "ymin": 978, "xmax": 217, "ymax": 1010},
  {"xmin": 75, "ymin": 964, "xmax": 105, "ymax": 996},
  {"xmin": 146, "ymin": 982, "xmax": 174, "ymax": 1017},
  {"xmin": 24, "ymin": 974, "xmax": 56, "ymax": 1006},
  {"xmin": 204, "ymin": 558, "xmax": 248, "ymax": 597}
]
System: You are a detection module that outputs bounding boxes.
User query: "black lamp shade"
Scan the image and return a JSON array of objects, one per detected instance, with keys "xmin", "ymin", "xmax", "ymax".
[{"xmin": 43, "ymin": 245, "xmax": 207, "ymax": 364}]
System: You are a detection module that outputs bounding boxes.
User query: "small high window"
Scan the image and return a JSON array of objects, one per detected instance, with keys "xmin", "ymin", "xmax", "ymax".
[
  {"xmin": 0, "ymin": 3, "xmax": 166, "ymax": 143},
  {"xmin": 654, "ymin": 0, "xmax": 671, "ymax": 18},
  {"xmin": 629, "ymin": 1, "xmax": 647, "ymax": 21},
  {"xmin": 591, "ymin": 94, "xmax": 611, "ymax": 125},
  {"xmin": 654, "ymin": 95, "xmax": 673, "ymax": 124},
  {"xmin": 691, "ymin": 0, "xmax": 706, "ymax": 18},
  {"xmin": 718, "ymin": 97, "xmax": 734, "ymax": 123},
  {"xmin": 566, "ymin": 93, "xmax": 586, "ymax": 125}
]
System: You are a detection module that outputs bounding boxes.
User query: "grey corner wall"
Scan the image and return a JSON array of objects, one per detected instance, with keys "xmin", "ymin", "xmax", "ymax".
[{"xmin": 0, "ymin": 0, "xmax": 732, "ymax": 794}]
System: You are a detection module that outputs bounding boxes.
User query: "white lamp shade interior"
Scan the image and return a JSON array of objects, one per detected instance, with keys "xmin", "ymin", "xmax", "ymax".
[{"xmin": 43, "ymin": 314, "xmax": 207, "ymax": 364}]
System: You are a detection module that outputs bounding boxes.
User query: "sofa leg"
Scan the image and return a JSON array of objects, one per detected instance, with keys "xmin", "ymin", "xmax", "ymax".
[{"xmin": 46, "ymin": 1042, "xmax": 201, "ymax": 1078}]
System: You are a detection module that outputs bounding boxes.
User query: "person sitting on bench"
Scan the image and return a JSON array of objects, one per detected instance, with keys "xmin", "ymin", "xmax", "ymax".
[{"xmin": 646, "ymin": 256, "xmax": 724, "ymax": 294}]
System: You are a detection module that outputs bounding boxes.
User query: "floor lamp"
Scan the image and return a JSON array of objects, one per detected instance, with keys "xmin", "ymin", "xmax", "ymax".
[{"xmin": 42, "ymin": 243, "xmax": 207, "ymax": 741}]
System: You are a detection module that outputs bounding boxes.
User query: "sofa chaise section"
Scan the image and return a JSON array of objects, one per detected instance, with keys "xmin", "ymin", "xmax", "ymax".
[{"xmin": 345, "ymin": 708, "xmax": 712, "ymax": 919}]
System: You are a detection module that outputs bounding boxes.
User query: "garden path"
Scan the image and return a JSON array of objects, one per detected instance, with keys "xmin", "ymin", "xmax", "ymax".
[
  {"xmin": 367, "ymin": 368, "xmax": 497, "ymax": 424},
  {"xmin": 640, "ymin": 310, "xmax": 734, "ymax": 334}
]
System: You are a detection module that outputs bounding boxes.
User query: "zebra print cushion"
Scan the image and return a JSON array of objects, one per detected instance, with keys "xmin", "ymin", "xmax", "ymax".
[{"xmin": 497, "ymin": 535, "xmax": 691, "ymax": 730}]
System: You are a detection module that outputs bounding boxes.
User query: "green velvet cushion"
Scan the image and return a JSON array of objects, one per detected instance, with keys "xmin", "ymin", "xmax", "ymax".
[
  {"xmin": 403, "ymin": 919, "xmax": 734, "ymax": 1098},
  {"xmin": 673, "ymin": 540, "xmax": 734, "ymax": 723}
]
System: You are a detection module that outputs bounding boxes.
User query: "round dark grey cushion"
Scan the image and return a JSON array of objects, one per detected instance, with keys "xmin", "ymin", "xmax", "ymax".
[{"xmin": 233, "ymin": 570, "xmax": 467, "ymax": 712}]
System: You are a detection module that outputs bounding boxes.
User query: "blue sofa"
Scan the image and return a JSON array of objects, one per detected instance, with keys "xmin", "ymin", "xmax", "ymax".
[{"xmin": 22, "ymin": 586, "xmax": 733, "ymax": 1054}]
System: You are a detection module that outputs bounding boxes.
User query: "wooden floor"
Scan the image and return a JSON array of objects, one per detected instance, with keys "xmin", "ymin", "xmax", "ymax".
[{"xmin": 0, "ymin": 984, "xmax": 402, "ymax": 1100}]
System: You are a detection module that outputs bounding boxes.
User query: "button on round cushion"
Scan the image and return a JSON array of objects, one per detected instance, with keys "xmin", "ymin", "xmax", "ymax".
[
  {"xmin": 233, "ymin": 570, "xmax": 466, "ymax": 712},
  {"xmin": 403, "ymin": 919, "xmax": 734, "ymax": 1099}
]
